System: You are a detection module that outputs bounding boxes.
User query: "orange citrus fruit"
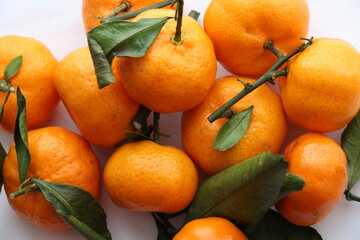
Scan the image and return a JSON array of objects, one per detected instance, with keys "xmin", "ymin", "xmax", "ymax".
[
  {"xmin": 54, "ymin": 47, "xmax": 140, "ymax": 147},
  {"xmin": 82, "ymin": 0, "xmax": 173, "ymax": 31},
  {"xmin": 173, "ymin": 217, "xmax": 248, "ymax": 240},
  {"xmin": 103, "ymin": 140, "xmax": 198, "ymax": 213},
  {"xmin": 0, "ymin": 35, "xmax": 59, "ymax": 131},
  {"xmin": 117, "ymin": 9, "xmax": 217, "ymax": 113},
  {"xmin": 182, "ymin": 76, "xmax": 287, "ymax": 175},
  {"xmin": 204, "ymin": 0, "xmax": 310, "ymax": 78},
  {"xmin": 279, "ymin": 38, "xmax": 360, "ymax": 132},
  {"xmin": 2, "ymin": 126, "xmax": 102, "ymax": 232},
  {"xmin": 275, "ymin": 132, "xmax": 348, "ymax": 226}
]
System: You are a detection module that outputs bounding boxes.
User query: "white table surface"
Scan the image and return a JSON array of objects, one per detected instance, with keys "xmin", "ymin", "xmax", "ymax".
[{"xmin": 0, "ymin": 0, "xmax": 360, "ymax": 239}]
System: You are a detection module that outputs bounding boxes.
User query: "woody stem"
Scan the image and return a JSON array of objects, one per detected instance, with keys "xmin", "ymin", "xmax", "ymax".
[
  {"xmin": 102, "ymin": 0, "xmax": 174, "ymax": 21},
  {"xmin": 207, "ymin": 37, "xmax": 313, "ymax": 123},
  {"xmin": 100, "ymin": 1, "xmax": 131, "ymax": 22}
]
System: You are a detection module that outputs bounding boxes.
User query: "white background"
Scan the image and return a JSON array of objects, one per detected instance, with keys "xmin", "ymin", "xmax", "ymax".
[{"xmin": 0, "ymin": 0, "xmax": 360, "ymax": 239}]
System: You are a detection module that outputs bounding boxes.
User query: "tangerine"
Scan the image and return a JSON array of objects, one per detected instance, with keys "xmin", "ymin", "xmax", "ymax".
[
  {"xmin": 204, "ymin": 0, "xmax": 309, "ymax": 77},
  {"xmin": 117, "ymin": 9, "xmax": 217, "ymax": 113},
  {"xmin": 173, "ymin": 217, "xmax": 248, "ymax": 240},
  {"xmin": 103, "ymin": 140, "xmax": 198, "ymax": 213},
  {"xmin": 279, "ymin": 38, "xmax": 360, "ymax": 132},
  {"xmin": 275, "ymin": 132, "xmax": 348, "ymax": 226},
  {"xmin": 82, "ymin": 0, "xmax": 172, "ymax": 31},
  {"xmin": 182, "ymin": 76, "xmax": 287, "ymax": 175},
  {"xmin": 2, "ymin": 126, "xmax": 102, "ymax": 232},
  {"xmin": 54, "ymin": 47, "xmax": 140, "ymax": 147},
  {"xmin": 0, "ymin": 35, "xmax": 59, "ymax": 131}
]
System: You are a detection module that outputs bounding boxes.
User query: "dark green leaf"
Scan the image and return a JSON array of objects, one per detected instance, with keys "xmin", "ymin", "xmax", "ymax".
[
  {"xmin": 239, "ymin": 209, "xmax": 323, "ymax": 240},
  {"xmin": 87, "ymin": 17, "xmax": 170, "ymax": 88},
  {"xmin": 31, "ymin": 178, "xmax": 111, "ymax": 240},
  {"xmin": 341, "ymin": 110, "xmax": 360, "ymax": 190},
  {"xmin": 4, "ymin": 55, "xmax": 22, "ymax": 81},
  {"xmin": 152, "ymin": 213, "xmax": 178, "ymax": 240},
  {"xmin": 0, "ymin": 92, "xmax": 11, "ymax": 122},
  {"xmin": 276, "ymin": 173, "xmax": 305, "ymax": 202},
  {"xmin": 0, "ymin": 142, "xmax": 7, "ymax": 193},
  {"xmin": 185, "ymin": 151, "xmax": 288, "ymax": 224},
  {"xmin": 213, "ymin": 106, "xmax": 254, "ymax": 151},
  {"xmin": 14, "ymin": 88, "xmax": 30, "ymax": 183}
]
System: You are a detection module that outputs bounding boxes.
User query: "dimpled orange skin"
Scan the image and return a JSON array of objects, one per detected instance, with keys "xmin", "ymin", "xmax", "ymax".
[
  {"xmin": 103, "ymin": 140, "xmax": 198, "ymax": 213},
  {"xmin": 82, "ymin": 0, "xmax": 173, "ymax": 31},
  {"xmin": 279, "ymin": 38, "xmax": 360, "ymax": 133},
  {"xmin": 204, "ymin": 0, "xmax": 309, "ymax": 78},
  {"xmin": 275, "ymin": 132, "xmax": 348, "ymax": 226},
  {"xmin": 0, "ymin": 35, "xmax": 59, "ymax": 131},
  {"xmin": 54, "ymin": 47, "xmax": 140, "ymax": 147},
  {"xmin": 117, "ymin": 9, "xmax": 217, "ymax": 114},
  {"xmin": 2, "ymin": 126, "xmax": 102, "ymax": 232},
  {"xmin": 173, "ymin": 217, "xmax": 248, "ymax": 240},
  {"xmin": 181, "ymin": 76, "xmax": 287, "ymax": 175}
]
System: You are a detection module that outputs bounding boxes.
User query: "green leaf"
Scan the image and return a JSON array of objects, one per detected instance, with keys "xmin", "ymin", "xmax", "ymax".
[
  {"xmin": 185, "ymin": 151, "xmax": 288, "ymax": 224},
  {"xmin": 239, "ymin": 209, "xmax": 323, "ymax": 240},
  {"xmin": 213, "ymin": 106, "xmax": 254, "ymax": 151},
  {"xmin": 31, "ymin": 178, "xmax": 111, "ymax": 240},
  {"xmin": 4, "ymin": 55, "xmax": 22, "ymax": 81},
  {"xmin": 14, "ymin": 88, "xmax": 30, "ymax": 183},
  {"xmin": 87, "ymin": 17, "xmax": 170, "ymax": 89},
  {"xmin": 276, "ymin": 173, "xmax": 305, "ymax": 202},
  {"xmin": 0, "ymin": 92, "xmax": 11, "ymax": 122},
  {"xmin": 0, "ymin": 142, "xmax": 7, "ymax": 193},
  {"xmin": 341, "ymin": 110, "xmax": 360, "ymax": 190}
]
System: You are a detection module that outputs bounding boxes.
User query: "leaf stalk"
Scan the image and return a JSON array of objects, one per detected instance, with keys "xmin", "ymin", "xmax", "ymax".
[{"xmin": 172, "ymin": 0, "xmax": 184, "ymax": 44}]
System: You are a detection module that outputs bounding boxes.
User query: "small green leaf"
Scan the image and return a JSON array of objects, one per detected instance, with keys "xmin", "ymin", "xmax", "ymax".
[
  {"xmin": 4, "ymin": 55, "xmax": 22, "ymax": 81},
  {"xmin": 185, "ymin": 151, "xmax": 288, "ymax": 224},
  {"xmin": 0, "ymin": 92, "xmax": 11, "ymax": 122},
  {"xmin": 213, "ymin": 106, "xmax": 254, "ymax": 151},
  {"xmin": 87, "ymin": 17, "xmax": 170, "ymax": 89},
  {"xmin": 0, "ymin": 142, "xmax": 7, "ymax": 193},
  {"xmin": 14, "ymin": 88, "xmax": 30, "ymax": 183},
  {"xmin": 341, "ymin": 110, "xmax": 360, "ymax": 191},
  {"xmin": 31, "ymin": 178, "xmax": 111, "ymax": 240},
  {"xmin": 276, "ymin": 173, "xmax": 305, "ymax": 202},
  {"xmin": 239, "ymin": 209, "xmax": 323, "ymax": 240}
]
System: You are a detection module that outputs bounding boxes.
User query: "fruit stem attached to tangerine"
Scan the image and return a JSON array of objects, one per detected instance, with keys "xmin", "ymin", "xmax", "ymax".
[
  {"xmin": 99, "ymin": 1, "xmax": 131, "ymax": 23},
  {"xmin": 207, "ymin": 37, "xmax": 314, "ymax": 123},
  {"xmin": 10, "ymin": 182, "xmax": 39, "ymax": 199},
  {"xmin": 172, "ymin": 0, "xmax": 184, "ymax": 45},
  {"xmin": 101, "ymin": 0, "xmax": 175, "ymax": 22}
]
